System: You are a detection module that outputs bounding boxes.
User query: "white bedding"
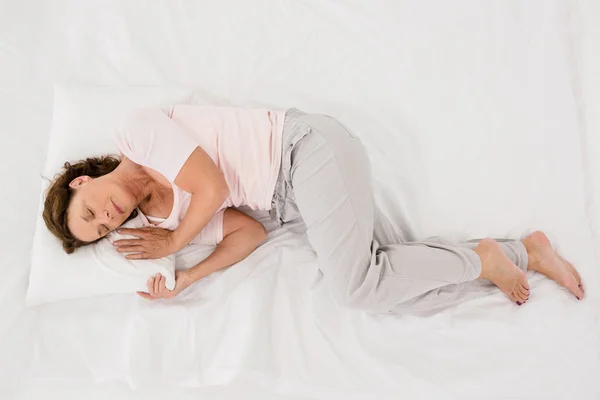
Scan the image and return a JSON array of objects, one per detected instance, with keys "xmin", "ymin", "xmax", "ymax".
[{"xmin": 1, "ymin": 1, "xmax": 599, "ymax": 400}]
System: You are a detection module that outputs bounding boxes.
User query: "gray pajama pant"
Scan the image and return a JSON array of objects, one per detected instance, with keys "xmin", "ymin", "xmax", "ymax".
[{"xmin": 270, "ymin": 109, "xmax": 529, "ymax": 314}]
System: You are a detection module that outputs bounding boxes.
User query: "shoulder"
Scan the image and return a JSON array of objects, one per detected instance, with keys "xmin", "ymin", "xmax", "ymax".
[
  {"xmin": 117, "ymin": 107, "xmax": 172, "ymax": 132},
  {"xmin": 114, "ymin": 107, "xmax": 173, "ymax": 152}
]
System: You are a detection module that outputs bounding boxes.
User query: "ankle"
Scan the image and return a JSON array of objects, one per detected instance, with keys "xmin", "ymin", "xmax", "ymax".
[
  {"xmin": 474, "ymin": 239, "xmax": 495, "ymax": 280},
  {"xmin": 522, "ymin": 237, "xmax": 540, "ymax": 272}
]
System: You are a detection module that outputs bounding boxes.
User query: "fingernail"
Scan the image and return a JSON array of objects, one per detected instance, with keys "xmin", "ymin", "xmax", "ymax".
[
  {"xmin": 576, "ymin": 296, "xmax": 581, "ymax": 300},
  {"xmin": 517, "ymin": 302, "xmax": 522, "ymax": 306},
  {"xmin": 117, "ymin": 229, "xmax": 121, "ymax": 233}
]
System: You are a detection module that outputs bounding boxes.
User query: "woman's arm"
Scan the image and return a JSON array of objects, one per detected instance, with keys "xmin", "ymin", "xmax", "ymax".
[
  {"xmin": 170, "ymin": 147, "xmax": 230, "ymax": 250},
  {"xmin": 137, "ymin": 208, "xmax": 267, "ymax": 300},
  {"xmin": 115, "ymin": 148, "xmax": 229, "ymax": 260},
  {"xmin": 113, "ymin": 108, "xmax": 229, "ymax": 260},
  {"xmin": 184, "ymin": 208, "xmax": 267, "ymax": 282}
]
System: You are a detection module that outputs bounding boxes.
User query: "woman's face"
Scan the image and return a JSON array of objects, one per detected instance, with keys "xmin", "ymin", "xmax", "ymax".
[{"xmin": 67, "ymin": 174, "xmax": 137, "ymax": 242}]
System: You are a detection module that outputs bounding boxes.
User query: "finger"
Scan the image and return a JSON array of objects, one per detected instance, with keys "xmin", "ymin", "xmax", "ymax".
[
  {"xmin": 136, "ymin": 291, "xmax": 154, "ymax": 301},
  {"xmin": 117, "ymin": 245, "xmax": 146, "ymax": 253},
  {"xmin": 126, "ymin": 253, "xmax": 149, "ymax": 260},
  {"xmin": 117, "ymin": 228, "xmax": 150, "ymax": 238},
  {"xmin": 156, "ymin": 274, "xmax": 164, "ymax": 293},
  {"xmin": 113, "ymin": 239, "xmax": 144, "ymax": 247},
  {"xmin": 147, "ymin": 277, "xmax": 155, "ymax": 296},
  {"xmin": 154, "ymin": 274, "xmax": 162, "ymax": 293},
  {"xmin": 159, "ymin": 274, "xmax": 166, "ymax": 292}
]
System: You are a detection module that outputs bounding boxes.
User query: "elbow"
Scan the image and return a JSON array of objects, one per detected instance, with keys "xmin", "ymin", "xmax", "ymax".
[
  {"xmin": 256, "ymin": 222, "xmax": 267, "ymax": 243},
  {"xmin": 206, "ymin": 182, "xmax": 230, "ymax": 206},
  {"xmin": 232, "ymin": 220, "xmax": 266, "ymax": 253},
  {"xmin": 222, "ymin": 209, "xmax": 267, "ymax": 250},
  {"xmin": 219, "ymin": 183, "xmax": 230, "ymax": 203},
  {"xmin": 249, "ymin": 220, "xmax": 267, "ymax": 245},
  {"xmin": 216, "ymin": 180, "xmax": 230, "ymax": 204}
]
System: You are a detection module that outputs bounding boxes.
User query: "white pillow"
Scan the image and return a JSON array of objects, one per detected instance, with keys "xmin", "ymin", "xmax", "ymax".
[
  {"xmin": 27, "ymin": 85, "xmax": 194, "ymax": 306},
  {"xmin": 28, "ymin": 212, "xmax": 176, "ymax": 306}
]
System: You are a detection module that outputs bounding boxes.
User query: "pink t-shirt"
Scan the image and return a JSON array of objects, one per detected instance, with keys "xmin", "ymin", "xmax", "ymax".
[{"xmin": 114, "ymin": 106, "xmax": 285, "ymax": 246}]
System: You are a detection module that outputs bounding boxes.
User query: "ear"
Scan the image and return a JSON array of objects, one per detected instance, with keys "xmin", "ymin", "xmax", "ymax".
[{"xmin": 68, "ymin": 175, "xmax": 92, "ymax": 188}]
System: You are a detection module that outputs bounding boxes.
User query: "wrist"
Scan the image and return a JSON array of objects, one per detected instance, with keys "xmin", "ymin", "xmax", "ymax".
[
  {"xmin": 178, "ymin": 269, "xmax": 194, "ymax": 287},
  {"xmin": 169, "ymin": 230, "xmax": 186, "ymax": 252},
  {"xmin": 186, "ymin": 263, "xmax": 208, "ymax": 283}
]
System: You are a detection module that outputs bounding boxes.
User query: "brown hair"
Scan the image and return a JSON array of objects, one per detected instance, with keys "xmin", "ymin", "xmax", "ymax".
[{"xmin": 42, "ymin": 155, "xmax": 136, "ymax": 254}]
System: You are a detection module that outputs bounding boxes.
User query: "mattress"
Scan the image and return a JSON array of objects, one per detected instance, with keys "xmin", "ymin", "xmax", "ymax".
[{"xmin": 1, "ymin": 1, "xmax": 599, "ymax": 399}]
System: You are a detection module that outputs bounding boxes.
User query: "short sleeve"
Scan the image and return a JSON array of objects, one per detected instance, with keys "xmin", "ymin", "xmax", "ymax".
[
  {"xmin": 114, "ymin": 107, "xmax": 198, "ymax": 182},
  {"xmin": 191, "ymin": 209, "xmax": 225, "ymax": 246}
]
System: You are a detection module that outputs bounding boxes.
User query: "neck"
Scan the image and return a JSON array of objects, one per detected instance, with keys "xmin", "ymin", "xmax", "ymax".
[{"xmin": 113, "ymin": 159, "xmax": 153, "ymax": 205}]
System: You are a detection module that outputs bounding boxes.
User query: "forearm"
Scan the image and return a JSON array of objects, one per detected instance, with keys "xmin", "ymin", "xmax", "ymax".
[{"xmin": 185, "ymin": 225, "xmax": 266, "ymax": 283}]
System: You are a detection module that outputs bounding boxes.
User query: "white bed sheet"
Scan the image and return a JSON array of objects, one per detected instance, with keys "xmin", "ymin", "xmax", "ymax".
[
  {"xmin": 579, "ymin": 1, "xmax": 600, "ymax": 278},
  {"xmin": 1, "ymin": 1, "xmax": 599, "ymax": 399}
]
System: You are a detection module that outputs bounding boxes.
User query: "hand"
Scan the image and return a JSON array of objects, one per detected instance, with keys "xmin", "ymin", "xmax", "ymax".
[
  {"xmin": 113, "ymin": 227, "xmax": 180, "ymax": 260},
  {"xmin": 136, "ymin": 270, "xmax": 192, "ymax": 300}
]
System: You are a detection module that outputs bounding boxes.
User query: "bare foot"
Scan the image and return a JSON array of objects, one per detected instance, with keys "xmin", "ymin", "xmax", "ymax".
[
  {"xmin": 522, "ymin": 231, "xmax": 584, "ymax": 300},
  {"xmin": 475, "ymin": 239, "xmax": 530, "ymax": 305}
]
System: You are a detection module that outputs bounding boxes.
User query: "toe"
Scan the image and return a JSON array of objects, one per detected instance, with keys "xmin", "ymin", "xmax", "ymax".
[
  {"xmin": 560, "ymin": 256, "xmax": 583, "ymax": 288},
  {"xmin": 565, "ymin": 259, "xmax": 584, "ymax": 293},
  {"xmin": 561, "ymin": 257, "xmax": 581, "ymax": 281},
  {"xmin": 564, "ymin": 279, "xmax": 584, "ymax": 300},
  {"xmin": 518, "ymin": 285, "xmax": 530, "ymax": 299},
  {"xmin": 572, "ymin": 267, "xmax": 582, "ymax": 285},
  {"xmin": 514, "ymin": 289, "xmax": 528, "ymax": 302},
  {"xmin": 505, "ymin": 291, "xmax": 518, "ymax": 303}
]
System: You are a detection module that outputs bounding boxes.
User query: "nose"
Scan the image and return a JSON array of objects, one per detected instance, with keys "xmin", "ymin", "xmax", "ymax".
[{"xmin": 99, "ymin": 210, "xmax": 112, "ymax": 224}]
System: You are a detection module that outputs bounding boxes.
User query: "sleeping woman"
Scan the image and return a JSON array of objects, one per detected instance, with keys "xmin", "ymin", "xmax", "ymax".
[{"xmin": 42, "ymin": 106, "xmax": 584, "ymax": 311}]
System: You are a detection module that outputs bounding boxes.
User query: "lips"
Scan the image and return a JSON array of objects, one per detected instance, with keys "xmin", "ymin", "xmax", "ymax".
[{"xmin": 111, "ymin": 199, "xmax": 124, "ymax": 215}]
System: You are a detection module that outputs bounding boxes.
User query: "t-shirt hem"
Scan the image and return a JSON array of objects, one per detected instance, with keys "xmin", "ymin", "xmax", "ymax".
[
  {"xmin": 166, "ymin": 146, "xmax": 196, "ymax": 183},
  {"xmin": 263, "ymin": 110, "xmax": 286, "ymax": 210}
]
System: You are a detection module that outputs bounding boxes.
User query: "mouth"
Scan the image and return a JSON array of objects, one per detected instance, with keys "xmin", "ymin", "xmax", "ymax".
[{"xmin": 111, "ymin": 199, "xmax": 124, "ymax": 215}]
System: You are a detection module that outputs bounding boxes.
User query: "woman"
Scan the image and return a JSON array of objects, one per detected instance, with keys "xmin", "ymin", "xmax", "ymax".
[{"xmin": 43, "ymin": 106, "xmax": 584, "ymax": 311}]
